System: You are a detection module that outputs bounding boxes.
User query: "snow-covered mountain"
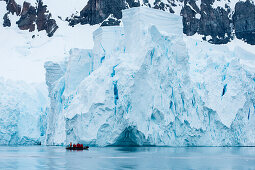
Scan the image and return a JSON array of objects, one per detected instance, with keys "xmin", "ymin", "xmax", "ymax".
[
  {"xmin": 0, "ymin": 0, "xmax": 98, "ymax": 83},
  {"xmin": 68, "ymin": 0, "xmax": 255, "ymax": 44},
  {"xmin": 2, "ymin": 0, "xmax": 255, "ymax": 44},
  {"xmin": 0, "ymin": 1, "xmax": 255, "ymax": 146}
]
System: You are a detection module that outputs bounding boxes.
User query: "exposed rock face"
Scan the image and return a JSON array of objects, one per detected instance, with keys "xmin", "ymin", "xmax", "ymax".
[
  {"xmin": 36, "ymin": 0, "xmax": 58, "ymax": 37},
  {"xmin": 68, "ymin": 0, "xmax": 126, "ymax": 26},
  {"xmin": 180, "ymin": 0, "xmax": 255, "ymax": 44},
  {"xmin": 181, "ymin": 0, "xmax": 232, "ymax": 44},
  {"xmin": 233, "ymin": 0, "xmax": 255, "ymax": 45},
  {"xmin": 6, "ymin": 0, "xmax": 21, "ymax": 15},
  {"xmin": 153, "ymin": 0, "xmax": 175, "ymax": 13},
  {"xmin": 3, "ymin": 12, "xmax": 11, "ymax": 27},
  {"xmin": 181, "ymin": 1, "xmax": 199, "ymax": 36},
  {"xmin": 1, "ymin": 0, "xmax": 255, "ymax": 45},
  {"xmin": 16, "ymin": 2, "xmax": 36, "ymax": 32},
  {"xmin": 67, "ymin": 0, "xmax": 255, "ymax": 45},
  {"xmin": 2, "ymin": 0, "xmax": 58, "ymax": 37},
  {"xmin": 67, "ymin": 0, "xmax": 153, "ymax": 26}
]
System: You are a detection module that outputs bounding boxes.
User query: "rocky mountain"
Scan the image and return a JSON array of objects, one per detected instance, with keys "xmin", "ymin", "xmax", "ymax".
[{"xmin": 1, "ymin": 0, "xmax": 255, "ymax": 43}]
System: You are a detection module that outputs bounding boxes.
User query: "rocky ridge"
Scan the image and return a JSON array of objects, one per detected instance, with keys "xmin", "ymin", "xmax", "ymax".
[
  {"xmin": 1, "ymin": 0, "xmax": 58, "ymax": 37},
  {"xmin": 67, "ymin": 0, "xmax": 255, "ymax": 45},
  {"xmin": 1, "ymin": 0, "xmax": 255, "ymax": 44}
]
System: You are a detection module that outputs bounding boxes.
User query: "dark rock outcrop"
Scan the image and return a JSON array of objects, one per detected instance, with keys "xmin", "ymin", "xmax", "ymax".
[
  {"xmin": 6, "ymin": 0, "xmax": 21, "ymax": 15},
  {"xmin": 2, "ymin": 0, "xmax": 58, "ymax": 36},
  {"xmin": 3, "ymin": 12, "xmax": 11, "ymax": 27},
  {"xmin": 198, "ymin": 2, "xmax": 232, "ymax": 44},
  {"xmin": 233, "ymin": 0, "xmax": 255, "ymax": 45},
  {"xmin": 126, "ymin": 0, "xmax": 140, "ymax": 8},
  {"xmin": 66, "ymin": 0, "xmax": 255, "ymax": 45},
  {"xmin": 153, "ymin": 0, "xmax": 175, "ymax": 13},
  {"xmin": 67, "ymin": 0, "xmax": 234, "ymax": 44},
  {"xmin": 16, "ymin": 2, "xmax": 36, "ymax": 32},
  {"xmin": 68, "ymin": 0, "xmax": 127, "ymax": 26},
  {"xmin": 2, "ymin": 0, "xmax": 255, "ymax": 45},
  {"xmin": 181, "ymin": 0, "xmax": 232, "ymax": 44},
  {"xmin": 36, "ymin": 0, "xmax": 58, "ymax": 37},
  {"xmin": 181, "ymin": 1, "xmax": 200, "ymax": 36}
]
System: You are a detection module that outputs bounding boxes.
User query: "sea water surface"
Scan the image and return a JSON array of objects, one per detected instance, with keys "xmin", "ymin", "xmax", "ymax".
[{"xmin": 0, "ymin": 146, "xmax": 255, "ymax": 169}]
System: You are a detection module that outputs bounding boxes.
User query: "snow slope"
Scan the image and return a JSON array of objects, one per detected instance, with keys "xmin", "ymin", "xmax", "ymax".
[
  {"xmin": 45, "ymin": 7, "xmax": 255, "ymax": 146},
  {"xmin": 0, "ymin": 0, "xmax": 97, "ymax": 145},
  {"xmin": 0, "ymin": 0, "xmax": 97, "ymax": 83},
  {"xmin": 1, "ymin": 0, "xmax": 255, "ymax": 83}
]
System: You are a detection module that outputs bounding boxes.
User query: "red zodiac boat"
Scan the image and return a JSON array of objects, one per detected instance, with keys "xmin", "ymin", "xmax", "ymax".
[{"xmin": 66, "ymin": 143, "xmax": 89, "ymax": 150}]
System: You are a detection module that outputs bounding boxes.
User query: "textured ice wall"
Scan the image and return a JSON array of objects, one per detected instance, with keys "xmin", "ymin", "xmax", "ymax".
[
  {"xmin": 0, "ymin": 79, "xmax": 48, "ymax": 145},
  {"xmin": 44, "ymin": 49, "xmax": 93, "ymax": 145},
  {"xmin": 45, "ymin": 7, "xmax": 255, "ymax": 146},
  {"xmin": 93, "ymin": 26, "xmax": 124, "ymax": 70}
]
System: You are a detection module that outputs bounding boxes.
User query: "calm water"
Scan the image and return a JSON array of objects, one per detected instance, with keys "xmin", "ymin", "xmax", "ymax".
[{"xmin": 0, "ymin": 146, "xmax": 255, "ymax": 170}]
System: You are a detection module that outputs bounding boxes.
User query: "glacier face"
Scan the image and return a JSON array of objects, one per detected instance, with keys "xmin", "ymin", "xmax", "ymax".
[
  {"xmin": 0, "ymin": 79, "xmax": 48, "ymax": 145},
  {"xmin": 45, "ymin": 7, "xmax": 255, "ymax": 146}
]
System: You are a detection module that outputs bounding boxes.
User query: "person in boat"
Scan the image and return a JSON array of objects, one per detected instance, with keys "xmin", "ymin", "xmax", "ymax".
[
  {"xmin": 66, "ymin": 142, "xmax": 88, "ymax": 150},
  {"xmin": 77, "ymin": 143, "xmax": 84, "ymax": 148},
  {"xmin": 68, "ymin": 142, "xmax": 86, "ymax": 149}
]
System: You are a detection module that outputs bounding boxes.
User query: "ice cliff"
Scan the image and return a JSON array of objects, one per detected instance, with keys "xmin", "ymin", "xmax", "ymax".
[
  {"xmin": 0, "ymin": 79, "xmax": 48, "ymax": 145},
  {"xmin": 45, "ymin": 7, "xmax": 255, "ymax": 146}
]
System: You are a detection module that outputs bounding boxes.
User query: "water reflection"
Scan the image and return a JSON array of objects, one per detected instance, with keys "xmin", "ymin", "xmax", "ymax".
[
  {"xmin": 115, "ymin": 146, "xmax": 156, "ymax": 152},
  {"xmin": 0, "ymin": 146, "xmax": 255, "ymax": 169}
]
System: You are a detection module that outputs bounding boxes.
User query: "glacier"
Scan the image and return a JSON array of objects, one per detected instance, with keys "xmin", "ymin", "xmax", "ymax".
[
  {"xmin": 43, "ymin": 7, "xmax": 255, "ymax": 146},
  {"xmin": 3, "ymin": 5, "xmax": 253, "ymax": 146},
  {"xmin": 0, "ymin": 1, "xmax": 254, "ymax": 146},
  {"xmin": 0, "ymin": 0, "xmax": 96, "ymax": 145},
  {"xmin": 0, "ymin": 78, "xmax": 48, "ymax": 145}
]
